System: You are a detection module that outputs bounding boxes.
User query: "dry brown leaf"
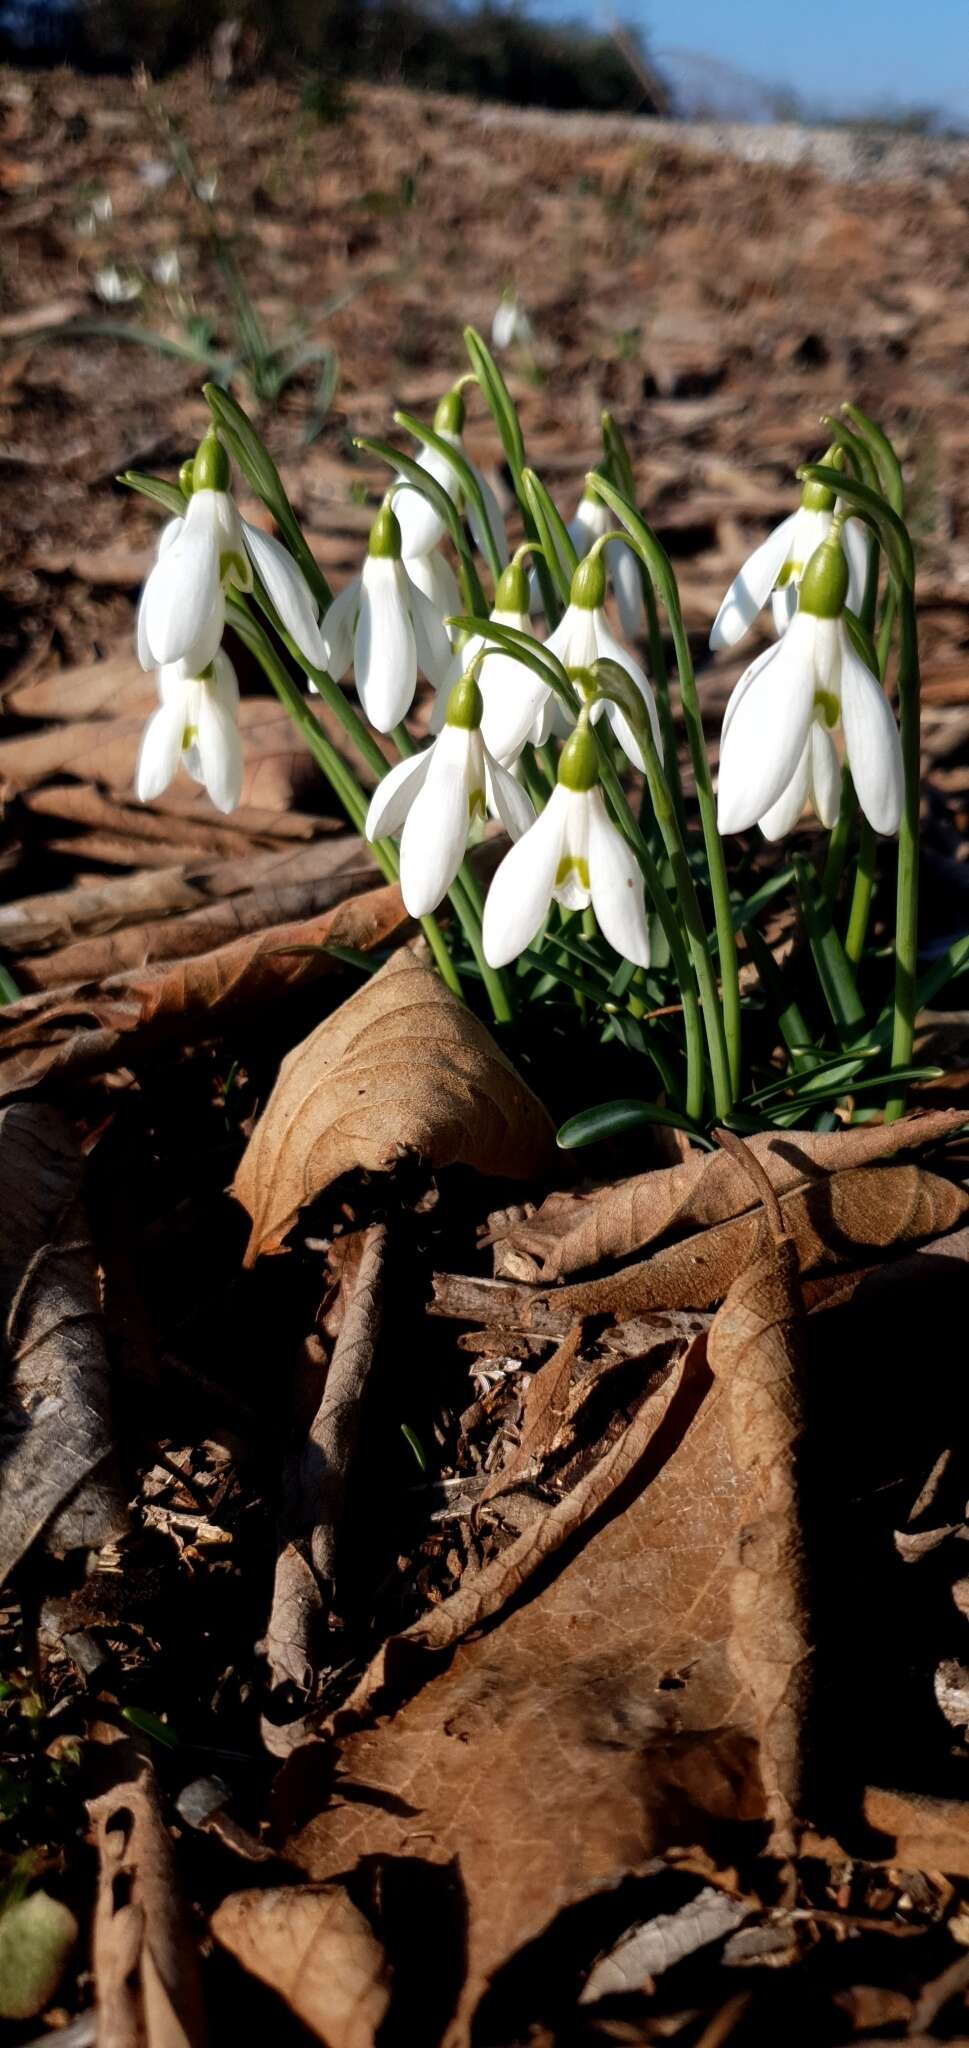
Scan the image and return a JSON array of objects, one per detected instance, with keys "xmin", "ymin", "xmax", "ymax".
[
  {"xmin": 499, "ymin": 1114, "xmax": 968, "ymax": 1279},
  {"xmin": 233, "ymin": 948, "xmax": 556, "ymax": 1264},
  {"xmin": 289, "ymin": 1332, "xmax": 766, "ymax": 2040},
  {"xmin": 864, "ymin": 1787, "xmax": 969, "ymax": 1878},
  {"xmin": 87, "ymin": 1743, "xmax": 207, "ymax": 2048},
  {"xmin": 23, "ymin": 781, "xmax": 323, "ymax": 850},
  {"xmin": 0, "ymin": 835, "xmax": 364, "ymax": 957},
  {"xmin": 0, "ymin": 883, "xmax": 410, "ymax": 1100},
  {"xmin": 14, "ymin": 841, "xmax": 377, "ymax": 989},
  {"xmin": 707, "ymin": 1145, "xmax": 809, "ymax": 1855},
  {"xmin": 0, "ymin": 1100, "xmax": 127, "ymax": 1580},
  {"xmin": 4, "ymin": 645, "xmax": 153, "ymax": 721},
  {"xmin": 522, "ymin": 1165, "xmax": 969, "ymax": 1322},
  {"xmin": 211, "ymin": 1886, "xmax": 390, "ymax": 2048},
  {"xmin": 0, "ymin": 697, "xmax": 321, "ymax": 812}
]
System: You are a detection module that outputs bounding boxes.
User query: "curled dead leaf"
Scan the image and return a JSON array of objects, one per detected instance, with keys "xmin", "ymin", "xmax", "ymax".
[
  {"xmin": 87, "ymin": 1744, "xmax": 207, "ymax": 2048},
  {"xmin": 233, "ymin": 948, "xmax": 556, "ymax": 1264},
  {"xmin": 523, "ymin": 1165, "xmax": 969, "ymax": 1323},
  {"xmin": 498, "ymin": 1113, "xmax": 968, "ymax": 1280}
]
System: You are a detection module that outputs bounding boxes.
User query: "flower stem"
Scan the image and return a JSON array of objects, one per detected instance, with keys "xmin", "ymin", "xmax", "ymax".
[
  {"xmin": 588, "ymin": 476, "xmax": 741, "ymax": 1102},
  {"xmin": 844, "ymin": 822, "xmax": 876, "ymax": 965},
  {"xmin": 596, "ymin": 752, "xmax": 707, "ymax": 1124},
  {"xmin": 636, "ymin": 728, "xmax": 734, "ymax": 1121},
  {"xmin": 885, "ymin": 583, "xmax": 921, "ymax": 1120}
]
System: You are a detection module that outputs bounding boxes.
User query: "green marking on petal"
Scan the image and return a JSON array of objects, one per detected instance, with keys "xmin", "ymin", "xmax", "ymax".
[
  {"xmin": 813, "ymin": 689, "xmax": 840, "ymax": 729},
  {"xmin": 775, "ymin": 558, "xmax": 802, "ymax": 590},
  {"xmin": 555, "ymin": 854, "xmax": 590, "ymax": 890},
  {"xmin": 181, "ymin": 723, "xmax": 198, "ymax": 751},
  {"xmin": 469, "ymin": 785, "xmax": 487, "ymax": 821},
  {"xmin": 220, "ymin": 548, "xmax": 249, "ymax": 588}
]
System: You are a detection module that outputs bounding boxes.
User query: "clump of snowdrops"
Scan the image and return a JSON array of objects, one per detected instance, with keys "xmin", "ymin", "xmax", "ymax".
[{"xmin": 124, "ymin": 327, "xmax": 958, "ymax": 1143}]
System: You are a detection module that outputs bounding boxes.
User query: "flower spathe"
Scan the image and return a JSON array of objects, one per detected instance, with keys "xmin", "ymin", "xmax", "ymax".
[
  {"xmin": 483, "ymin": 724, "xmax": 651, "ymax": 969},
  {"xmin": 709, "ymin": 475, "xmax": 868, "ymax": 651},
  {"xmin": 392, "ymin": 388, "xmax": 508, "ymax": 567},
  {"xmin": 136, "ymin": 649, "xmax": 243, "ymax": 815},
  {"xmin": 320, "ymin": 504, "xmax": 452, "ymax": 732},
  {"xmin": 717, "ymin": 534, "xmax": 904, "ymax": 838},
  {"xmin": 136, "ymin": 432, "xmax": 326, "ymax": 672},
  {"xmin": 365, "ymin": 673, "xmax": 534, "ymax": 918},
  {"xmin": 545, "ymin": 553, "xmax": 661, "ymax": 773}
]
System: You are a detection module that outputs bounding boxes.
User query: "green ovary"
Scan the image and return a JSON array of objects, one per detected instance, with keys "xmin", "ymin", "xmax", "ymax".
[{"xmin": 555, "ymin": 854, "xmax": 590, "ymax": 890}]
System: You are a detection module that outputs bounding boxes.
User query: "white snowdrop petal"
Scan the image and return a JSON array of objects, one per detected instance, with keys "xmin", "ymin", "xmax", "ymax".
[
  {"xmin": 405, "ymin": 567, "xmax": 453, "ymax": 686},
  {"xmin": 482, "ymin": 786, "xmax": 568, "ymax": 967},
  {"xmin": 485, "ymin": 755, "xmax": 536, "ymax": 840},
  {"xmin": 365, "ymin": 749, "xmax": 431, "ymax": 841},
  {"xmin": 320, "ymin": 578, "xmax": 360, "ymax": 681},
  {"xmin": 843, "ymin": 515, "xmax": 870, "ymax": 614},
  {"xmin": 809, "ymin": 722, "xmax": 842, "ymax": 829},
  {"xmin": 136, "ymin": 698, "xmax": 185, "ymax": 803},
  {"xmin": 354, "ymin": 559, "xmax": 417, "ymax": 731},
  {"xmin": 771, "ymin": 583, "xmax": 797, "ymax": 637},
  {"xmin": 720, "ymin": 641, "xmax": 781, "ymax": 743},
  {"xmin": 406, "ymin": 551, "xmax": 462, "ymax": 630},
  {"xmin": 607, "ymin": 537, "xmax": 646, "ymax": 639},
  {"xmin": 197, "ymin": 680, "xmax": 244, "ymax": 813},
  {"xmin": 587, "ymin": 789, "xmax": 651, "ymax": 967},
  {"xmin": 758, "ymin": 740, "xmax": 811, "ymax": 841},
  {"xmin": 709, "ymin": 513, "xmax": 798, "ymax": 651},
  {"xmin": 399, "ymin": 727, "xmax": 472, "ymax": 916},
  {"xmin": 717, "ymin": 622, "xmax": 817, "ymax": 833},
  {"xmin": 393, "ymin": 447, "xmax": 455, "ymax": 559},
  {"xmin": 479, "ymin": 652, "xmax": 550, "ymax": 765},
  {"xmin": 839, "ymin": 639, "xmax": 904, "ymax": 835},
  {"xmin": 142, "ymin": 518, "xmax": 221, "ymax": 668},
  {"xmin": 241, "ymin": 521, "xmax": 326, "ymax": 668}
]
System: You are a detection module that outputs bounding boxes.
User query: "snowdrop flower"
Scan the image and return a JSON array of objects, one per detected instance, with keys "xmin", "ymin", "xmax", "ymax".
[
  {"xmin": 139, "ymin": 158, "xmax": 174, "ymax": 191},
  {"xmin": 320, "ymin": 503, "xmax": 451, "ymax": 732},
  {"xmin": 95, "ymin": 264, "xmax": 141, "ymax": 304},
  {"xmin": 545, "ymin": 551, "xmax": 661, "ymax": 772},
  {"xmin": 137, "ymin": 649, "xmax": 243, "ymax": 814},
  {"xmin": 365, "ymin": 671, "xmax": 534, "ymax": 917},
  {"xmin": 483, "ymin": 719, "xmax": 651, "ymax": 969},
  {"xmin": 433, "ymin": 558, "xmax": 550, "ymax": 762},
  {"xmin": 710, "ymin": 472, "xmax": 868, "ymax": 650},
  {"xmin": 491, "ymin": 290, "xmax": 533, "ymax": 352},
  {"xmin": 151, "ymin": 249, "xmax": 181, "ymax": 288},
  {"xmin": 136, "ymin": 432, "xmax": 326, "ymax": 673},
  {"xmin": 717, "ymin": 530, "xmax": 903, "ymax": 839},
  {"xmin": 392, "ymin": 388, "xmax": 508, "ymax": 567}
]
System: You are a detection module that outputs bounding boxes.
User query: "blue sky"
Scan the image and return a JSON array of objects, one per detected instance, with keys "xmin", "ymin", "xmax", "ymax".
[{"xmin": 528, "ymin": 0, "xmax": 969, "ymax": 124}]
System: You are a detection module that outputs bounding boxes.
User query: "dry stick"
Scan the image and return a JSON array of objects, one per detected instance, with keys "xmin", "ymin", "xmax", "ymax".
[
  {"xmin": 264, "ymin": 1225, "xmax": 386, "ymax": 1712},
  {"xmin": 708, "ymin": 1128, "xmax": 812, "ymax": 1857}
]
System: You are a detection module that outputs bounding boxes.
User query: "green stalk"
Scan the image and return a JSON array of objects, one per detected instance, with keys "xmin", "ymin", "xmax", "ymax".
[
  {"xmin": 228, "ymin": 599, "xmax": 463, "ymax": 999},
  {"xmin": 462, "ymin": 325, "xmax": 563, "ymax": 625},
  {"xmin": 885, "ymin": 582, "xmax": 921, "ymax": 1120},
  {"xmin": 635, "ymin": 725, "xmax": 733, "ymax": 1120},
  {"xmin": 600, "ymin": 412, "xmax": 688, "ymax": 842},
  {"xmin": 596, "ymin": 752, "xmax": 707, "ymax": 1124},
  {"xmin": 793, "ymin": 856, "xmax": 865, "ymax": 1040},
  {"xmin": 589, "ymin": 474, "xmax": 741, "ymax": 1100}
]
